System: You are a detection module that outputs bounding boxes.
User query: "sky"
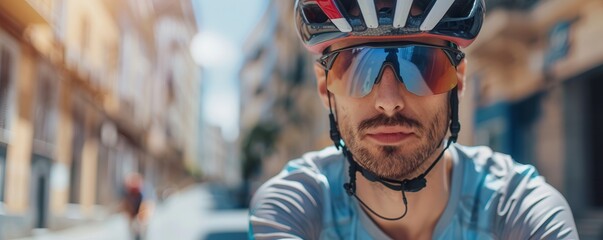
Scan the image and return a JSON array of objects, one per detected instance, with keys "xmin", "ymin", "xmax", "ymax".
[{"xmin": 191, "ymin": 0, "xmax": 268, "ymax": 141}]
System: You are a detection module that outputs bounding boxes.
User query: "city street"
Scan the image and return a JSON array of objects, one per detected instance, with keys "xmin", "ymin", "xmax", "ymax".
[
  {"xmin": 146, "ymin": 184, "xmax": 248, "ymax": 240},
  {"xmin": 15, "ymin": 215, "xmax": 131, "ymax": 240},
  {"xmin": 17, "ymin": 185, "xmax": 248, "ymax": 240},
  {"xmin": 4, "ymin": 0, "xmax": 601, "ymax": 238}
]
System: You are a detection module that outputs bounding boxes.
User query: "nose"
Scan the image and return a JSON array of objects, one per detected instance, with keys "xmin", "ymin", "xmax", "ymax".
[{"xmin": 373, "ymin": 65, "xmax": 406, "ymax": 116}]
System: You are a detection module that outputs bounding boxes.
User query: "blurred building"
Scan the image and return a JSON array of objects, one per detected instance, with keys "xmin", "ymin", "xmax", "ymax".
[
  {"xmin": 199, "ymin": 124, "xmax": 227, "ymax": 181},
  {"xmin": 187, "ymin": 2, "xmax": 240, "ymax": 189},
  {"xmin": 464, "ymin": 0, "xmax": 603, "ymax": 238},
  {"xmin": 0, "ymin": 0, "xmax": 200, "ymax": 238},
  {"xmin": 239, "ymin": 0, "xmax": 329, "ymax": 193}
]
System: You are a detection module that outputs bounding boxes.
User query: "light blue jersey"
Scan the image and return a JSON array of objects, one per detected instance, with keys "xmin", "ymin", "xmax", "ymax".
[{"xmin": 249, "ymin": 144, "xmax": 578, "ymax": 239}]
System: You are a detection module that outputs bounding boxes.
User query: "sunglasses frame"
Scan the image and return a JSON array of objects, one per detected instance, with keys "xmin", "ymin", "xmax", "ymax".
[
  {"xmin": 316, "ymin": 42, "xmax": 465, "ymax": 72},
  {"xmin": 315, "ymin": 42, "xmax": 465, "ymax": 97}
]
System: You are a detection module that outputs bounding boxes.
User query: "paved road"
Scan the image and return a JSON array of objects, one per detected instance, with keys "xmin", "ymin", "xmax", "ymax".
[
  {"xmin": 16, "ymin": 184, "xmax": 248, "ymax": 240},
  {"xmin": 146, "ymin": 185, "xmax": 248, "ymax": 240},
  {"xmin": 15, "ymin": 214, "xmax": 132, "ymax": 240}
]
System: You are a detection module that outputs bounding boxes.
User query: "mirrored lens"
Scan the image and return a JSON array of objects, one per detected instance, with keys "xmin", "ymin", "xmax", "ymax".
[{"xmin": 326, "ymin": 45, "xmax": 459, "ymax": 97}]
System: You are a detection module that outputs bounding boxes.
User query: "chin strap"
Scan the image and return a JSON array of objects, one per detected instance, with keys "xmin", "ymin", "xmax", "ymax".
[
  {"xmin": 342, "ymin": 137, "xmax": 454, "ymax": 220},
  {"xmin": 333, "ymin": 87, "xmax": 461, "ymax": 221}
]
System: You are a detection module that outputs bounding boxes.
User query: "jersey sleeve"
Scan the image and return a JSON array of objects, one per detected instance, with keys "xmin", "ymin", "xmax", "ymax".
[
  {"xmin": 249, "ymin": 168, "xmax": 325, "ymax": 240},
  {"xmin": 496, "ymin": 166, "xmax": 579, "ymax": 239},
  {"xmin": 505, "ymin": 184, "xmax": 578, "ymax": 239}
]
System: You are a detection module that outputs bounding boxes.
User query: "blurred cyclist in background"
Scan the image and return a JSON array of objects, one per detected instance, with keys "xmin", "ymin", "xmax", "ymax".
[
  {"xmin": 122, "ymin": 172, "xmax": 153, "ymax": 240},
  {"xmin": 249, "ymin": 0, "xmax": 578, "ymax": 239}
]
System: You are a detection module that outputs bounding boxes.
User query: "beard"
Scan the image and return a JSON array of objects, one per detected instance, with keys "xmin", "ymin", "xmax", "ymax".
[{"xmin": 340, "ymin": 104, "xmax": 449, "ymax": 181}]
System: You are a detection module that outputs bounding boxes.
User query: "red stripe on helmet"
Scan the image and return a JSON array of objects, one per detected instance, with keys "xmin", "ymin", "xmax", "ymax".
[{"xmin": 316, "ymin": 0, "xmax": 344, "ymax": 20}]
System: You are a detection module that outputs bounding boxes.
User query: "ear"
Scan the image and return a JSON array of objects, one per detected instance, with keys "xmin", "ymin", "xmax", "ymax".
[
  {"xmin": 314, "ymin": 63, "xmax": 331, "ymax": 109},
  {"xmin": 456, "ymin": 58, "xmax": 467, "ymax": 99}
]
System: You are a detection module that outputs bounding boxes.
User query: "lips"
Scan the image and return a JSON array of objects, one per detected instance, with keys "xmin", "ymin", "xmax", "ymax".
[{"xmin": 364, "ymin": 127, "xmax": 415, "ymax": 145}]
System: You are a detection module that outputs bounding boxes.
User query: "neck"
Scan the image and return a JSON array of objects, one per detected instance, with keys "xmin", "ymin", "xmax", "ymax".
[{"xmin": 354, "ymin": 150, "xmax": 454, "ymax": 239}]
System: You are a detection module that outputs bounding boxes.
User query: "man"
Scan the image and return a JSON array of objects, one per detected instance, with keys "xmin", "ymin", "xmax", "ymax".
[
  {"xmin": 249, "ymin": 0, "xmax": 578, "ymax": 239},
  {"xmin": 122, "ymin": 172, "xmax": 145, "ymax": 240}
]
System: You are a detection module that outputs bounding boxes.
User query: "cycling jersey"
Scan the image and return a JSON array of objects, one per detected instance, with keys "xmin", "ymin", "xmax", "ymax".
[{"xmin": 249, "ymin": 143, "xmax": 578, "ymax": 239}]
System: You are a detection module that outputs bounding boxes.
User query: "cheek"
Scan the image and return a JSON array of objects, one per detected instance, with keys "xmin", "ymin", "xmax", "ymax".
[
  {"xmin": 336, "ymin": 104, "xmax": 353, "ymax": 130},
  {"xmin": 334, "ymin": 98, "xmax": 363, "ymax": 138},
  {"xmin": 335, "ymin": 98, "xmax": 368, "ymax": 126},
  {"xmin": 429, "ymin": 96, "xmax": 451, "ymax": 129},
  {"xmin": 416, "ymin": 94, "xmax": 449, "ymax": 116}
]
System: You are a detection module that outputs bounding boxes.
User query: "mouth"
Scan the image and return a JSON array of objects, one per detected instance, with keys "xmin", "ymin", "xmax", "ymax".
[{"xmin": 364, "ymin": 126, "xmax": 415, "ymax": 145}]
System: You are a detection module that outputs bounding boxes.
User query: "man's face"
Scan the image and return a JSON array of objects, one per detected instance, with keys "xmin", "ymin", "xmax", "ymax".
[
  {"xmin": 334, "ymin": 67, "xmax": 450, "ymax": 180},
  {"xmin": 316, "ymin": 39, "xmax": 463, "ymax": 181}
]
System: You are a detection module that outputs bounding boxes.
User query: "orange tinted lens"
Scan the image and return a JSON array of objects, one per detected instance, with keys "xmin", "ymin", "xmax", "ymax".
[
  {"xmin": 403, "ymin": 49, "xmax": 458, "ymax": 96},
  {"xmin": 326, "ymin": 45, "xmax": 459, "ymax": 97}
]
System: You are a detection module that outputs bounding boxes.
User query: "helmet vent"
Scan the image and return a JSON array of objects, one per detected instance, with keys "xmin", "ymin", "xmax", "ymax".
[
  {"xmin": 410, "ymin": 0, "xmax": 429, "ymax": 17},
  {"xmin": 302, "ymin": 3, "xmax": 329, "ymax": 23},
  {"xmin": 374, "ymin": 0, "xmax": 395, "ymax": 18},
  {"xmin": 378, "ymin": 6, "xmax": 393, "ymax": 15},
  {"xmin": 339, "ymin": 0, "xmax": 362, "ymax": 18},
  {"xmin": 445, "ymin": 0, "xmax": 475, "ymax": 18}
]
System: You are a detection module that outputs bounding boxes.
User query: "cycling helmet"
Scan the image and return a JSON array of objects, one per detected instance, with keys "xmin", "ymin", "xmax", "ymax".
[{"xmin": 295, "ymin": 0, "xmax": 485, "ymax": 54}]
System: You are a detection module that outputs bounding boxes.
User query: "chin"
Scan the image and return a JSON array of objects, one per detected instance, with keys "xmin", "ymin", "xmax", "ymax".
[{"xmin": 374, "ymin": 143, "xmax": 418, "ymax": 155}]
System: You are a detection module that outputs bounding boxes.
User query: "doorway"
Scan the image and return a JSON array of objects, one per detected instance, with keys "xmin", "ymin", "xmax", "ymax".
[
  {"xmin": 0, "ymin": 144, "xmax": 6, "ymax": 202},
  {"xmin": 587, "ymin": 67, "xmax": 603, "ymax": 207},
  {"xmin": 31, "ymin": 155, "xmax": 51, "ymax": 228}
]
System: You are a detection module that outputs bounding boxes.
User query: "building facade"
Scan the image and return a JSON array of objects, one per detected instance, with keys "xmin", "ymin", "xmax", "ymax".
[
  {"xmin": 464, "ymin": 0, "xmax": 603, "ymax": 238},
  {"xmin": 0, "ymin": 0, "xmax": 200, "ymax": 238},
  {"xmin": 239, "ymin": 0, "xmax": 330, "ymax": 196}
]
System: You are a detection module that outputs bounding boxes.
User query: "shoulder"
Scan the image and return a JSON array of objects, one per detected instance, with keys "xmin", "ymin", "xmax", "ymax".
[
  {"xmin": 249, "ymin": 146, "xmax": 343, "ymax": 239},
  {"xmin": 261, "ymin": 146, "xmax": 344, "ymax": 190},
  {"xmin": 454, "ymin": 144, "xmax": 516, "ymax": 174},
  {"xmin": 454, "ymin": 144, "xmax": 542, "ymax": 189},
  {"xmin": 285, "ymin": 146, "xmax": 346, "ymax": 176},
  {"xmin": 453, "ymin": 144, "xmax": 578, "ymax": 239}
]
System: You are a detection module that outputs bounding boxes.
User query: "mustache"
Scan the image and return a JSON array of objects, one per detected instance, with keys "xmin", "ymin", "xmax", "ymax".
[{"xmin": 358, "ymin": 113, "xmax": 422, "ymax": 133}]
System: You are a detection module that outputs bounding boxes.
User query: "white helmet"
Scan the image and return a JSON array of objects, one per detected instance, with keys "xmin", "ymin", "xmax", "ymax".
[{"xmin": 295, "ymin": 0, "xmax": 486, "ymax": 54}]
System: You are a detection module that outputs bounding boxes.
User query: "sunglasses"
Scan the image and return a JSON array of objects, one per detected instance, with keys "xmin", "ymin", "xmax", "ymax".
[{"xmin": 317, "ymin": 43, "xmax": 464, "ymax": 98}]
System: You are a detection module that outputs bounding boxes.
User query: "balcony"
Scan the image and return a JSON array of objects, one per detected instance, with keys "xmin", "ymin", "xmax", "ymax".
[
  {"xmin": 487, "ymin": 0, "xmax": 541, "ymax": 11},
  {"xmin": 0, "ymin": 0, "xmax": 53, "ymax": 26}
]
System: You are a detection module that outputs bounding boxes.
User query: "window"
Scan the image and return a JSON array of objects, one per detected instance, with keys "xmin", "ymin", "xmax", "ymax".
[
  {"xmin": 0, "ymin": 34, "xmax": 16, "ymax": 203},
  {"xmin": 80, "ymin": 17, "xmax": 89, "ymax": 52},
  {"xmin": 487, "ymin": 0, "xmax": 540, "ymax": 10},
  {"xmin": 96, "ymin": 143, "xmax": 111, "ymax": 205},
  {"xmin": 0, "ymin": 144, "xmax": 6, "ymax": 202},
  {"xmin": 588, "ymin": 70, "xmax": 603, "ymax": 206},
  {"xmin": 33, "ymin": 75, "xmax": 57, "ymax": 144},
  {"xmin": 0, "ymin": 46, "xmax": 12, "ymax": 131},
  {"xmin": 68, "ymin": 104, "xmax": 85, "ymax": 203}
]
